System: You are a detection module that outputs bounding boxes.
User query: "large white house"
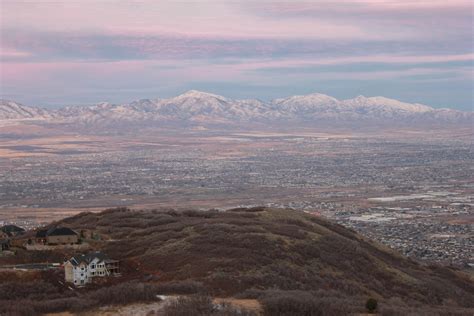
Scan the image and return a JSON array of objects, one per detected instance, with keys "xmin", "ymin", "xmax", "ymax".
[{"xmin": 64, "ymin": 251, "xmax": 119, "ymax": 286}]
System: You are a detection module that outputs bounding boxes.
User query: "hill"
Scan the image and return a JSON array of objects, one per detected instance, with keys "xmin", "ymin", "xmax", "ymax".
[
  {"xmin": 1, "ymin": 91, "xmax": 472, "ymax": 129},
  {"xmin": 53, "ymin": 207, "xmax": 474, "ymax": 314}
]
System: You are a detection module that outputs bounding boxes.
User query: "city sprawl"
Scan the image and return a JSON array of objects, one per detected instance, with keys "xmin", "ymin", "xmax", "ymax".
[{"xmin": 1, "ymin": 130, "xmax": 472, "ymax": 267}]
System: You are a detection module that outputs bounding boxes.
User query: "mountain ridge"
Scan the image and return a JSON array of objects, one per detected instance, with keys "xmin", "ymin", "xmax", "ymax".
[{"xmin": 1, "ymin": 91, "xmax": 472, "ymax": 128}]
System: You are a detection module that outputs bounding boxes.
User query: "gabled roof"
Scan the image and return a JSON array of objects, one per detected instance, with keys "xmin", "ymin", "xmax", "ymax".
[
  {"xmin": 68, "ymin": 251, "xmax": 110, "ymax": 267},
  {"xmin": 36, "ymin": 229, "xmax": 48, "ymax": 238},
  {"xmin": 36, "ymin": 227, "xmax": 77, "ymax": 238},
  {"xmin": 1, "ymin": 225, "xmax": 25, "ymax": 236},
  {"xmin": 47, "ymin": 227, "xmax": 77, "ymax": 236}
]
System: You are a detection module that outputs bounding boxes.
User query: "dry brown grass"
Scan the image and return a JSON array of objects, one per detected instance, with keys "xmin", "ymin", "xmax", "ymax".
[
  {"xmin": 59, "ymin": 208, "xmax": 474, "ymax": 309},
  {"xmin": 2, "ymin": 207, "xmax": 474, "ymax": 315}
]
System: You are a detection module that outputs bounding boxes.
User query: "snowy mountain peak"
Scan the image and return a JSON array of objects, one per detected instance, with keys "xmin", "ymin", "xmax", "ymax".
[
  {"xmin": 176, "ymin": 90, "xmax": 228, "ymax": 101},
  {"xmin": 0, "ymin": 92, "xmax": 470, "ymax": 127},
  {"xmin": 343, "ymin": 96, "xmax": 433, "ymax": 113},
  {"xmin": 353, "ymin": 95, "xmax": 367, "ymax": 101},
  {"xmin": 0, "ymin": 99, "xmax": 53, "ymax": 120},
  {"xmin": 273, "ymin": 92, "xmax": 338, "ymax": 105},
  {"xmin": 305, "ymin": 92, "xmax": 339, "ymax": 100}
]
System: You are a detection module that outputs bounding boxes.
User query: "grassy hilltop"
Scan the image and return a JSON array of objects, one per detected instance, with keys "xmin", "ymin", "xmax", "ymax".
[
  {"xmin": 1, "ymin": 207, "xmax": 473, "ymax": 315},
  {"xmin": 60, "ymin": 207, "xmax": 474, "ymax": 314}
]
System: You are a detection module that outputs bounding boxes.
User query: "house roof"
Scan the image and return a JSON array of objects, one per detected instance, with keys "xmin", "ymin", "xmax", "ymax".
[
  {"xmin": 47, "ymin": 227, "xmax": 77, "ymax": 236},
  {"xmin": 1, "ymin": 225, "xmax": 25, "ymax": 236},
  {"xmin": 68, "ymin": 251, "xmax": 111, "ymax": 266},
  {"xmin": 35, "ymin": 229, "xmax": 48, "ymax": 238},
  {"xmin": 36, "ymin": 227, "xmax": 77, "ymax": 238}
]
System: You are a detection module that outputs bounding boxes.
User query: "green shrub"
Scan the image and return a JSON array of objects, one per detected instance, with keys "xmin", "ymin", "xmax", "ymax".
[{"xmin": 366, "ymin": 298, "xmax": 378, "ymax": 313}]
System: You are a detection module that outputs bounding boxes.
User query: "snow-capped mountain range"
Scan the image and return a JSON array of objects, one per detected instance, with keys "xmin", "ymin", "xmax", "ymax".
[
  {"xmin": 1, "ymin": 90, "xmax": 472, "ymax": 127},
  {"xmin": 0, "ymin": 99, "xmax": 55, "ymax": 120}
]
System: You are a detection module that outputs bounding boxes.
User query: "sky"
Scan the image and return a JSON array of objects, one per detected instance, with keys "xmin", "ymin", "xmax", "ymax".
[{"xmin": 0, "ymin": 0, "xmax": 473, "ymax": 110}]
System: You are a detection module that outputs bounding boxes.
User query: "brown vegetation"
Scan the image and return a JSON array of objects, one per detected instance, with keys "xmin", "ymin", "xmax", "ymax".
[
  {"xmin": 163, "ymin": 295, "xmax": 256, "ymax": 316},
  {"xmin": 1, "ymin": 207, "xmax": 473, "ymax": 315},
  {"xmin": 0, "ymin": 281, "xmax": 162, "ymax": 316}
]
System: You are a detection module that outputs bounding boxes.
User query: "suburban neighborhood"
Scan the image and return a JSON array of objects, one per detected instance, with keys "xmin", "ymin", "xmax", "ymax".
[{"xmin": 0, "ymin": 224, "xmax": 120, "ymax": 287}]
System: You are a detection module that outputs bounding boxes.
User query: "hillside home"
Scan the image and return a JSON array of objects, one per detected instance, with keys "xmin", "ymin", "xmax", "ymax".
[
  {"xmin": 36, "ymin": 227, "xmax": 78, "ymax": 245},
  {"xmin": 0, "ymin": 239, "xmax": 10, "ymax": 252},
  {"xmin": 64, "ymin": 251, "xmax": 120, "ymax": 286},
  {"xmin": 0, "ymin": 225, "xmax": 25, "ymax": 237}
]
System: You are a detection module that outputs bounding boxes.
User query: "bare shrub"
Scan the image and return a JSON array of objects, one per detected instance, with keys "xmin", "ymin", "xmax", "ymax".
[
  {"xmin": 87, "ymin": 281, "xmax": 159, "ymax": 307},
  {"xmin": 154, "ymin": 280, "xmax": 206, "ymax": 295},
  {"xmin": 261, "ymin": 291, "xmax": 355, "ymax": 316},
  {"xmin": 163, "ymin": 295, "xmax": 256, "ymax": 316},
  {"xmin": 164, "ymin": 295, "xmax": 214, "ymax": 316},
  {"xmin": 262, "ymin": 291, "xmax": 323, "ymax": 316},
  {"xmin": 0, "ymin": 300, "xmax": 36, "ymax": 316},
  {"xmin": 0, "ymin": 281, "xmax": 60, "ymax": 300}
]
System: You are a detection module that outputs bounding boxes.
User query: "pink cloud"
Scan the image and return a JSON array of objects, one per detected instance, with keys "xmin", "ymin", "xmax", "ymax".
[
  {"xmin": 1, "ymin": 1, "xmax": 472, "ymax": 109},
  {"xmin": 1, "ymin": 1, "xmax": 406, "ymax": 40},
  {"xmin": 0, "ymin": 48, "xmax": 32, "ymax": 58},
  {"xmin": 3, "ymin": 51, "xmax": 472, "ymax": 87},
  {"xmin": 231, "ymin": 54, "xmax": 474, "ymax": 71}
]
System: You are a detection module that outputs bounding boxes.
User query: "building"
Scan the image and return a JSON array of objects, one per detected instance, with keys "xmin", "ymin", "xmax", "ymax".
[
  {"xmin": 0, "ymin": 239, "xmax": 10, "ymax": 252},
  {"xmin": 0, "ymin": 225, "xmax": 25, "ymax": 237},
  {"xmin": 64, "ymin": 251, "xmax": 120, "ymax": 286},
  {"xmin": 35, "ymin": 227, "xmax": 78, "ymax": 245}
]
